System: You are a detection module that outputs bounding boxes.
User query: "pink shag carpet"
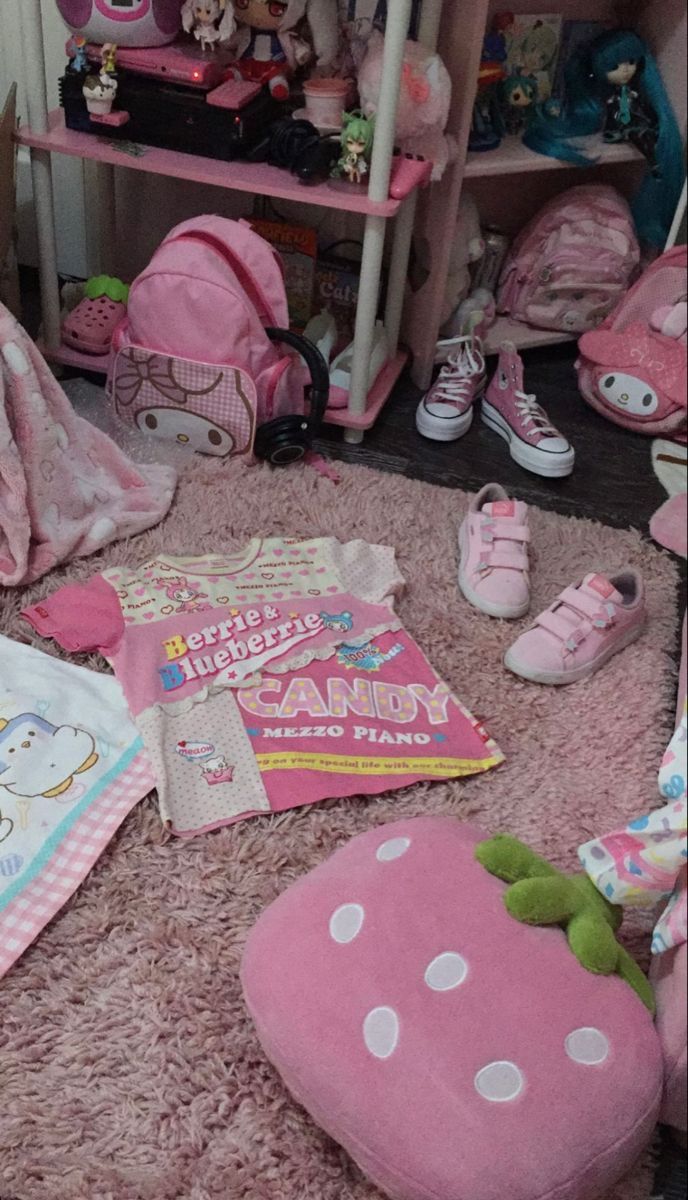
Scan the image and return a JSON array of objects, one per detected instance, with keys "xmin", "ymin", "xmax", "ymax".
[{"xmin": 0, "ymin": 459, "xmax": 679, "ymax": 1200}]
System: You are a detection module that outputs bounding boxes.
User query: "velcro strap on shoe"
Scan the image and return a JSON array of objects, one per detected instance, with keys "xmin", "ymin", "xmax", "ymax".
[
  {"xmin": 558, "ymin": 586, "xmax": 606, "ymax": 620},
  {"xmin": 484, "ymin": 549, "xmax": 529, "ymax": 571},
  {"xmin": 494, "ymin": 521, "xmax": 530, "ymax": 543},
  {"xmin": 536, "ymin": 609, "xmax": 585, "ymax": 642}
]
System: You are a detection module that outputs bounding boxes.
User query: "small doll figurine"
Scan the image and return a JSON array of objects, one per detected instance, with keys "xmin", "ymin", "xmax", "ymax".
[
  {"xmin": 67, "ymin": 35, "xmax": 89, "ymax": 74},
  {"xmin": 469, "ymin": 31, "xmax": 507, "ymax": 152},
  {"xmin": 101, "ymin": 43, "xmax": 118, "ymax": 75},
  {"xmin": 225, "ymin": 0, "xmax": 339, "ymax": 101},
  {"xmin": 601, "ymin": 57, "xmax": 659, "ymax": 166},
  {"xmin": 181, "ymin": 0, "xmax": 235, "ymax": 52},
  {"xmin": 500, "ymin": 74, "xmax": 537, "ymax": 135},
  {"xmin": 524, "ymin": 29, "xmax": 683, "ymax": 247},
  {"xmin": 333, "ymin": 111, "xmax": 374, "ymax": 186}
]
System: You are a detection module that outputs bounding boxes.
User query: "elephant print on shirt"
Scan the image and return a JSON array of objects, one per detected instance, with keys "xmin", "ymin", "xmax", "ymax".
[{"xmin": 0, "ymin": 713, "xmax": 99, "ymax": 799}]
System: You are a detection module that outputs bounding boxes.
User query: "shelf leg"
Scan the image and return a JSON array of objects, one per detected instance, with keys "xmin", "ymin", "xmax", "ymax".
[
  {"xmin": 343, "ymin": 213, "xmax": 387, "ymax": 446},
  {"xmin": 30, "ymin": 149, "xmax": 62, "ymax": 352},
  {"xmin": 95, "ymin": 162, "xmax": 118, "ymax": 275},
  {"xmin": 384, "ymin": 193, "xmax": 418, "ymax": 359},
  {"xmin": 19, "ymin": 0, "xmax": 61, "ymax": 351}
]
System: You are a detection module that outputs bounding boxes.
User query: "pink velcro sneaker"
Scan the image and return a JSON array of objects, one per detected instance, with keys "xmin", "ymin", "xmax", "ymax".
[
  {"xmin": 458, "ymin": 484, "xmax": 531, "ymax": 619},
  {"xmin": 505, "ymin": 570, "xmax": 646, "ymax": 685}
]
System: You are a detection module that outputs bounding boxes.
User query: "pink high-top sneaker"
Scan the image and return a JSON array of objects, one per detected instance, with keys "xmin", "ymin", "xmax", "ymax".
[
  {"xmin": 505, "ymin": 570, "xmax": 646, "ymax": 684},
  {"xmin": 416, "ymin": 335, "xmax": 486, "ymax": 442},
  {"xmin": 458, "ymin": 483, "xmax": 531, "ymax": 619},
  {"xmin": 482, "ymin": 343, "xmax": 575, "ymax": 478}
]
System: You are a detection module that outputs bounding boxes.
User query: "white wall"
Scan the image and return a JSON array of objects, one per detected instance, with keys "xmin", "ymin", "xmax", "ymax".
[{"xmin": 0, "ymin": 0, "xmax": 90, "ymax": 276}]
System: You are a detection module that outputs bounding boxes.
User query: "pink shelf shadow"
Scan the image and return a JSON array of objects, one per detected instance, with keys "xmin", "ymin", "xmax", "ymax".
[
  {"xmin": 40, "ymin": 338, "xmax": 111, "ymax": 374},
  {"xmin": 323, "ymin": 351, "xmax": 409, "ymax": 431},
  {"xmin": 16, "ymin": 111, "xmax": 406, "ymax": 218}
]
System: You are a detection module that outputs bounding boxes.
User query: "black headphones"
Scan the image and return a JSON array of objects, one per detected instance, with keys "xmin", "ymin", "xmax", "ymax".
[{"xmin": 253, "ymin": 327, "xmax": 330, "ymax": 466}]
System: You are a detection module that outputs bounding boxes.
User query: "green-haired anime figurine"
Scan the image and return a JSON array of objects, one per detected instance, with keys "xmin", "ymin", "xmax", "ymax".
[{"xmin": 333, "ymin": 109, "xmax": 375, "ymax": 185}]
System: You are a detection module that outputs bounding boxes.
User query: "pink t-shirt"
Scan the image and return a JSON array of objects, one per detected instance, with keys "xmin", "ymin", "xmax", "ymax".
[{"xmin": 23, "ymin": 537, "xmax": 503, "ymax": 836}]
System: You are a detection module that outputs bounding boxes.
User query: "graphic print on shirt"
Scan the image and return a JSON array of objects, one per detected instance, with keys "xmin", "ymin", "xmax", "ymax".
[
  {"xmin": 0, "ymin": 809, "xmax": 13, "ymax": 844},
  {"xmin": 336, "ymin": 639, "xmax": 405, "ymax": 672},
  {"xmin": 176, "ymin": 739, "xmax": 235, "ymax": 786},
  {"xmin": 236, "ymin": 629, "xmax": 504, "ymax": 810},
  {"xmin": 0, "ymin": 713, "xmax": 99, "ymax": 800},
  {"xmin": 160, "ymin": 577, "xmax": 212, "ymax": 616},
  {"xmin": 22, "ymin": 538, "xmax": 502, "ymax": 838}
]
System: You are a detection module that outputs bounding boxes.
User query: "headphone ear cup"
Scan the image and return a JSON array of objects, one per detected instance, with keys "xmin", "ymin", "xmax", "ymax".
[{"xmin": 254, "ymin": 415, "xmax": 311, "ymax": 466}]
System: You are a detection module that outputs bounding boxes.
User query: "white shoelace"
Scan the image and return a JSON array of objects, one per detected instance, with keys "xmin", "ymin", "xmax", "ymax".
[
  {"xmin": 432, "ymin": 339, "xmax": 485, "ymax": 406},
  {"xmin": 514, "ymin": 392, "xmax": 560, "ymax": 439}
]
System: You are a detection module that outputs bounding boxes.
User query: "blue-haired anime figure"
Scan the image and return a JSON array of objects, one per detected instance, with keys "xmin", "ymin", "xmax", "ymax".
[{"xmin": 523, "ymin": 29, "xmax": 683, "ymax": 246}]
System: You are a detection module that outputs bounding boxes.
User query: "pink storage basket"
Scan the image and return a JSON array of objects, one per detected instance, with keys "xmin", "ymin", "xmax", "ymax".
[{"xmin": 108, "ymin": 215, "xmax": 308, "ymax": 459}]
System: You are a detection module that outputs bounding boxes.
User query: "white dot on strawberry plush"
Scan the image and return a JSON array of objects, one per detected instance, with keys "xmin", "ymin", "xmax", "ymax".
[
  {"xmin": 376, "ymin": 837, "xmax": 411, "ymax": 862},
  {"xmin": 425, "ymin": 952, "xmax": 468, "ymax": 991},
  {"xmin": 2, "ymin": 342, "xmax": 30, "ymax": 374},
  {"xmin": 474, "ymin": 1061, "xmax": 524, "ymax": 1103},
  {"xmin": 329, "ymin": 903, "xmax": 365, "ymax": 944},
  {"xmin": 363, "ymin": 1007, "xmax": 399, "ymax": 1059},
  {"xmin": 565, "ymin": 1028, "xmax": 610, "ymax": 1066}
]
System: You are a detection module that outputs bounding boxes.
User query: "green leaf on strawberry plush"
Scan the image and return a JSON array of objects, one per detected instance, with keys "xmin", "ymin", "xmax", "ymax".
[
  {"xmin": 476, "ymin": 834, "xmax": 655, "ymax": 1014},
  {"xmin": 84, "ymin": 275, "xmax": 129, "ymax": 304}
]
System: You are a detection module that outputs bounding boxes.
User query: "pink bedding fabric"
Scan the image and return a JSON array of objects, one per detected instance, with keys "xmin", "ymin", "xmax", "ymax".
[
  {"xmin": 0, "ymin": 303, "xmax": 176, "ymax": 586},
  {"xmin": 651, "ymin": 942, "xmax": 688, "ymax": 1131}
]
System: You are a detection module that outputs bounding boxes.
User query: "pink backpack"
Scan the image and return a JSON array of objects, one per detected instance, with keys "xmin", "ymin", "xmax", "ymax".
[
  {"xmin": 576, "ymin": 246, "xmax": 688, "ymax": 438},
  {"xmin": 497, "ymin": 185, "xmax": 640, "ymax": 334},
  {"xmin": 109, "ymin": 215, "xmax": 315, "ymax": 461}
]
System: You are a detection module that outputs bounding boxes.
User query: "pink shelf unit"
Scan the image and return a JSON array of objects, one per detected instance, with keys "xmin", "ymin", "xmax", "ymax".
[
  {"xmin": 38, "ymin": 338, "xmax": 111, "ymax": 374},
  {"xmin": 323, "ymin": 351, "xmax": 409, "ymax": 432},
  {"xmin": 464, "ymin": 135, "xmax": 644, "ymax": 179},
  {"xmin": 38, "ymin": 345, "xmax": 409, "ymax": 432},
  {"xmin": 16, "ymin": 111, "xmax": 409, "ymax": 218}
]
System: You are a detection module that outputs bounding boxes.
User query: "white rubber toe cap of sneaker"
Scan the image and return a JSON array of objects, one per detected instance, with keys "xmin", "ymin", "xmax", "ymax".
[{"xmin": 537, "ymin": 435, "xmax": 573, "ymax": 455}]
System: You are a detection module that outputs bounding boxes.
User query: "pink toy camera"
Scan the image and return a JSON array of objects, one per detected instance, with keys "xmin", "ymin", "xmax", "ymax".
[{"xmin": 56, "ymin": 0, "xmax": 181, "ymax": 48}]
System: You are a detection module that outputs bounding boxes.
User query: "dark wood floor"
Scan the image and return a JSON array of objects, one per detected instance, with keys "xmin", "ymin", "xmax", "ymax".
[
  {"xmin": 317, "ymin": 342, "xmax": 670, "ymax": 533},
  {"xmin": 19, "ymin": 275, "xmax": 688, "ymax": 1198}
]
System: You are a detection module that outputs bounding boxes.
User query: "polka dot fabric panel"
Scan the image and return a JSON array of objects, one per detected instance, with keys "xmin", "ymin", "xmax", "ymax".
[{"xmin": 242, "ymin": 817, "xmax": 663, "ymax": 1200}]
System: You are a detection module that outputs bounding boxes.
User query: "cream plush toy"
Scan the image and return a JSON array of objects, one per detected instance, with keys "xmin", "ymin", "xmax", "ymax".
[{"xmin": 413, "ymin": 192, "xmax": 485, "ymax": 326}]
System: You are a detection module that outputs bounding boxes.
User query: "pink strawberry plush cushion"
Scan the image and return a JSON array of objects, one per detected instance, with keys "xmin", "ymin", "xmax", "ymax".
[{"xmin": 242, "ymin": 818, "xmax": 662, "ymax": 1200}]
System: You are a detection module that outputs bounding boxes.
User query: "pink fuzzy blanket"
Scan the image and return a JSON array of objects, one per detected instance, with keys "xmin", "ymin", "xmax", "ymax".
[{"xmin": 0, "ymin": 303, "xmax": 176, "ymax": 586}]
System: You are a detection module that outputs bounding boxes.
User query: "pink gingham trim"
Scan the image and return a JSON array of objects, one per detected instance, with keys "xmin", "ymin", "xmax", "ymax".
[{"xmin": 0, "ymin": 750, "xmax": 155, "ymax": 978}]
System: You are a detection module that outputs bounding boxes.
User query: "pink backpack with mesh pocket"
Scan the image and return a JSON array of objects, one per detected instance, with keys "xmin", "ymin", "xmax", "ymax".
[
  {"xmin": 497, "ymin": 184, "xmax": 640, "ymax": 334},
  {"xmin": 108, "ymin": 215, "xmax": 307, "ymax": 459},
  {"xmin": 576, "ymin": 246, "xmax": 687, "ymax": 438}
]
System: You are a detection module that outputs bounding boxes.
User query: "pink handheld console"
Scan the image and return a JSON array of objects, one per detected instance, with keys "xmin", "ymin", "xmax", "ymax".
[{"xmin": 80, "ymin": 39, "xmax": 232, "ymax": 88}]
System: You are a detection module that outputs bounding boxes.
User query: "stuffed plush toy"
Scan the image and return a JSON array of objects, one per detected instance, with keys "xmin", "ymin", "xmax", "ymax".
[
  {"xmin": 225, "ymin": 0, "xmax": 339, "ymax": 99},
  {"xmin": 413, "ymin": 192, "xmax": 485, "ymax": 326},
  {"xmin": 358, "ymin": 31, "xmax": 452, "ymax": 180},
  {"xmin": 476, "ymin": 832, "xmax": 655, "ymax": 1012}
]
